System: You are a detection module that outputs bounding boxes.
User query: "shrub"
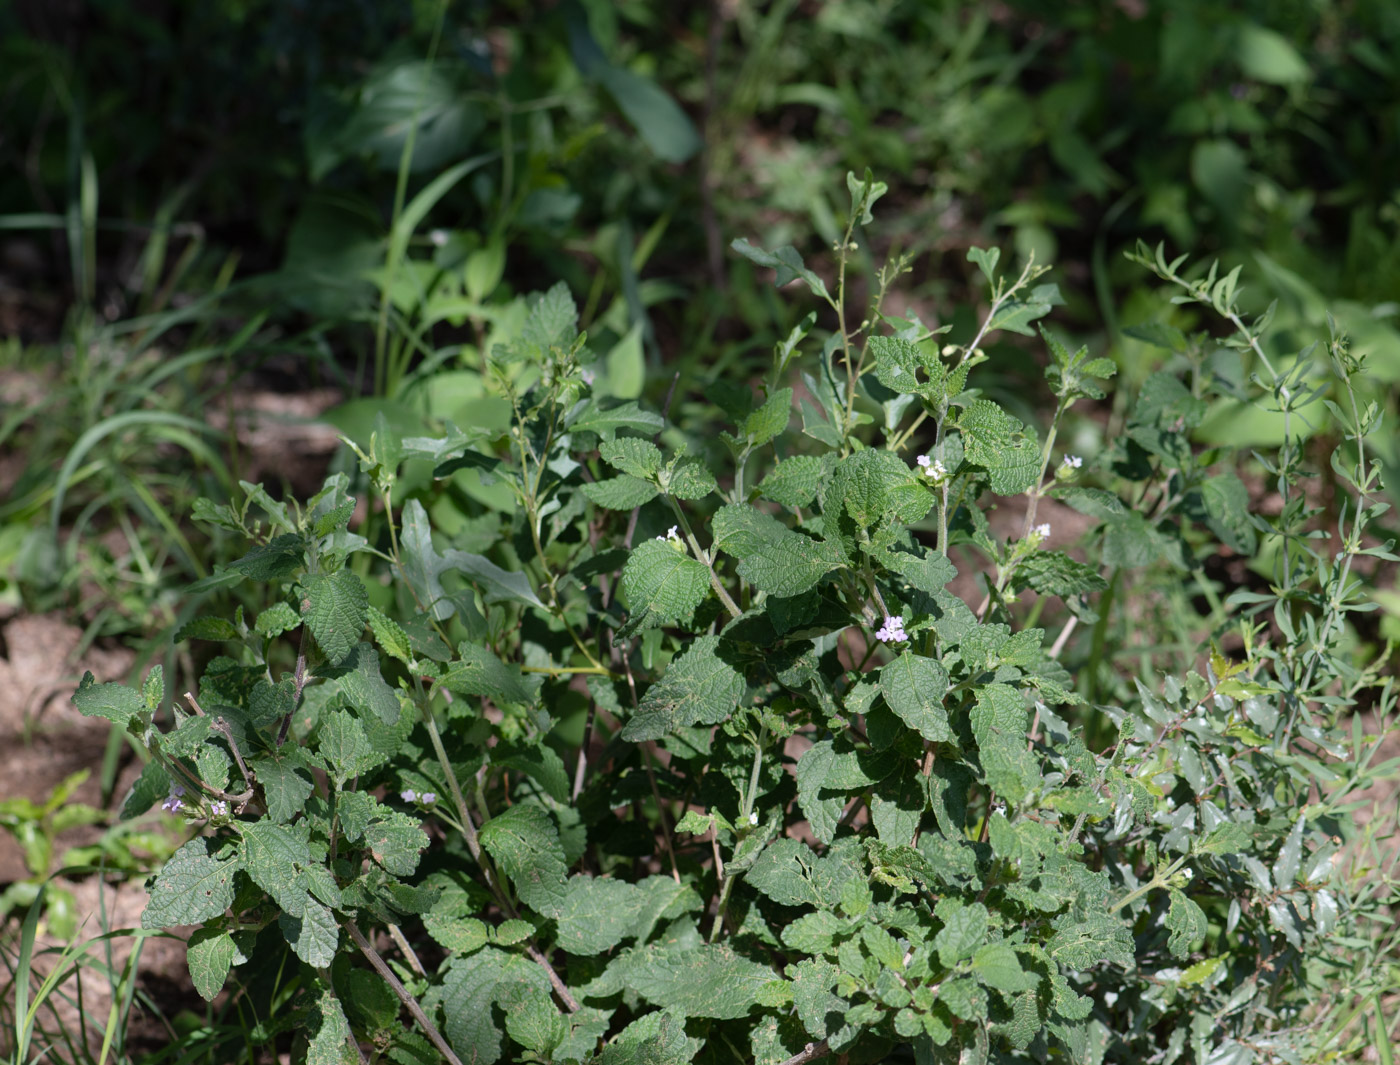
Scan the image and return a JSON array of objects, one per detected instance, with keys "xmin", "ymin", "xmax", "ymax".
[{"xmin": 72, "ymin": 174, "xmax": 1394, "ymax": 1063}]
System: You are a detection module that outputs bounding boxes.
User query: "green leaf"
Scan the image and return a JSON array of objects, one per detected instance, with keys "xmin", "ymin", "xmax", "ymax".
[
  {"xmin": 305, "ymin": 988, "xmax": 354, "ymax": 1065},
  {"xmin": 424, "ymin": 914, "xmax": 488, "ymax": 955},
  {"xmin": 828, "ymin": 447, "xmax": 931, "ymax": 528},
  {"xmin": 318, "ymin": 709, "xmax": 375, "ymax": 787},
  {"xmin": 254, "ymin": 754, "xmax": 315, "ymax": 824},
  {"xmin": 600, "ymin": 437, "xmax": 664, "ymax": 479},
  {"xmin": 758, "ymin": 455, "xmax": 827, "ymax": 508},
  {"xmin": 622, "ymin": 942, "xmax": 774, "ymax": 1019},
  {"xmin": 230, "ymin": 532, "xmax": 305, "ymax": 580},
  {"xmin": 1165, "ymin": 889, "xmax": 1208, "ymax": 959},
  {"xmin": 1236, "ymin": 23, "xmax": 1310, "ymax": 84},
  {"xmin": 569, "ymin": 400, "xmax": 665, "ymax": 441},
  {"xmin": 336, "ymin": 642, "xmax": 402, "ymax": 727},
  {"xmin": 1199, "ymin": 473, "xmax": 1257, "ymax": 555},
  {"xmin": 72, "ymin": 673, "xmax": 142, "ymax": 726},
  {"xmin": 1014, "ymin": 552, "xmax": 1108, "ymax": 596},
  {"xmin": 795, "ymin": 741, "xmax": 844, "ymax": 845},
  {"xmin": 1046, "ymin": 913, "xmax": 1135, "ymax": 970},
  {"xmin": 441, "ymin": 641, "xmax": 532, "ymax": 705},
  {"xmin": 746, "ymin": 838, "xmax": 824, "ymax": 908},
  {"xmin": 592, "ymin": 63, "xmax": 701, "ymax": 163},
  {"xmin": 712, "ymin": 504, "xmax": 788, "ymax": 558},
  {"xmin": 500, "ymin": 980, "xmax": 568, "ymax": 1055},
  {"xmin": 970, "ymin": 683, "xmax": 1040, "ymax": 804},
  {"xmin": 280, "ymin": 901, "xmax": 339, "ymax": 968},
  {"xmin": 367, "ymin": 605, "xmax": 413, "ymax": 665},
  {"xmin": 880, "ymin": 652, "xmax": 951, "ymax": 741},
  {"xmin": 664, "ymin": 458, "xmax": 718, "ymax": 500},
  {"xmin": 556, "ymin": 875, "xmax": 642, "ymax": 956},
  {"xmin": 240, "ymin": 821, "xmax": 312, "ymax": 915},
  {"xmin": 174, "ymin": 617, "xmax": 241, "ymax": 643},
  {"xmin": 595, "ymin": 1007, "xmax": 700, "ymax": 1065},
  {"xmin": 440, "ymin": 548, "xmax": 543, "ymax": 609},
  {"xmin": 440, "ymin": 948, "xmax": 512, "ymax": 1063},
  {"xmin": 623, "ymin": 635, "xmax": 745, "ymax": 741},
  {"xmin": 254, "ymin": 601, "xmax": 301, "ymax": 639},
  {"xmin": 622, "ymin": 539, "xmax": 711, "ymax": 626},
  {"xmin": 879, "ymin": 546, "xmax": 956, "ymax": 595},
  {"xmin": 479, "ymin": 804, "xmax": 568, "ymax": 918},
  {"xmin": 846, "ymin": 168, "xmax": 888, "ymax": 225},
  {"xmin": 605, "ymin": 322, "xmax": 645, "ymax": 399},
  {"xmin": 737, "ymin": 531, "xmax": 844, "ymax": 598},
  {"xmin": 582, "ymin": 475, "xmax": 659, "ymax": 510},
  {"xmin": 494, "ymin": 740, "xmax": 570, "ymax": 803},
  {"xmin": 958, "ymin": 400, "xmax": 1040, "ymax": 495},
  {"xmin": 186, "ymin": 927, "xmax": 243, "ymax": 1002},
  {"xmin": 743, "ymin": 388, "xmax": 792, "ymax": 447},
  {"xmin": 972, "ymin": 942, "xmax": 1036, "ymax": 992},
  {"xmin": 935, "ymin": 902, "xmax": 989, "ymax": 967},
  {"xmin": 364, "ymin": 810, "xmax": 429, "ymax": 876},
  {"xmin": 967, "ymin": 246, "xmax": 1001, "ymax": 284},
  {"xmin": 300, "ymin": 570, "xmax": 368, "ymax": 665},
  {"xmin": 141, "ymin": 838, "xmax": 240, "ymax": 929},
  {"xmin": 731, "ymin": 238, "xmax": 831, "ymax": 302}
]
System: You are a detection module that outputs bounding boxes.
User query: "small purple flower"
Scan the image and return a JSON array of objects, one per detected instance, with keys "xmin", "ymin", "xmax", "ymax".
[
  {"xmin": 161, "ymin": 785, "xmax": 186, "ymax": 814},
  {"xmin": 875, "ymin": 615, "xmax": 907, "ymax": 643},
  {"xmin": 209, "ymin": 800, "xmax": 228, "ymax": 817},
  {"xmin": 1031, "ymin": 523, "xmax": 1051, "ymax": 540},
  {"xmin": 400, "ymin": 789, "xmax": 418, "ymax": 803},
  {"xmin": 421, "ymin": 792, "xmax": 437, "ymax": 805},
  {"xmin": 581, "ymin": 368, "xmax": 595, "ymax": 386}
]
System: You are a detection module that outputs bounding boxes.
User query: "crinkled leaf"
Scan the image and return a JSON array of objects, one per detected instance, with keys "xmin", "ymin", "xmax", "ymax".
[
  {"xmin": 569, "ymin": 400, "xmax": 664, "ymax": 441},
  {"xmin": 758, "ymin": 455, "xmax": 827, "ymax": 508},
  {"xmin": 623, "ymin": 942, "xmax": 774, "ymax": 1019},
  {"xmin": 479, "ymin": 804, "xmax": 568, "ymax": 918},
  {"xmin": 186, "ymin": 927, "xmax": 244, "ymax": 1002},
  {"xmin": 622, "ymin": 539, "xmax": 711, "ymax": 625},
  {"xmin": 318, "ymin": 709, "xmax": 375, "ymax": 786},
  {"xmin": 141, "ymin": 838, "xmax": 240, "ymax": 929},
  {"xmin": 280, "ymin": 901, "xmax": 339, "ymax": 968},
  {"xmin": 664, "ymin": 458, "xmax": 718, "ymax": 499},
  {"xmin": 441, "ymin": 641, "xmax": 532, "ymax": 705},
  {"xmin": 600, "ymin": 437, "xmax": 663, "ymax": 479},
  {"xmin": 958, "ymin": 399, "xmax": 1041, "ymax": 495},
  {"xmin": 582, "ymin": 475, "xmax": 659, "ymax": 510},
  {"xmin": 1015, "ymin": 551, "xmax": 1108, "ymax": 596},
  {"xmin": 970, "ymin": 683, "xmax": 1039, "ymax": 803},
  {"xmin": 622, "ymin": 635, "xmax": 745, "ymax": 741},
  {"xmin": 737, "ymin": 531, "xmax": 845, "ymax": 598},
  {"xmin": 364, "ymin": 810, "xmax": 428, "ymax": 876},
  {"xmin": 742, "ymin": 388, "xmax": 792, "ymax": 447},
  {"xmin": 72, "ymin": 673, "xmax": 143, "ymax": 726},
  {"xmin": 300, "ymin": 570, "xmax": 368, "ymax": 665},
  {"xmin": 555, "ymin": 875, "xmax": 642, "ymax": 955},
  {"xmin": 1165, "ymin": 889, "xmax": 1208, "ymax": 959},
  {"xmin": 880, "ymin": 652, "xmax": 951, "ymax": 741},
  {"xmin": 254, "ymin": 754, "xmax": 315, "ymax": 824},
  {"xmin": 712, "ymin": 504, "xmax": 788, "ymax": 558},
  {"xmin": 972, "ymin": 942, "xmax": 1037, "ymax": 992}
]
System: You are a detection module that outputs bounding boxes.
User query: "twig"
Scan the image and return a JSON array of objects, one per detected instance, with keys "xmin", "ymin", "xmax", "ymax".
[
  {"xmin": 206, "ymin": 710, "xmax": 256, "ymax": 795},
  {"xmin": 388, "ymin": 923, "xmax": 426, "ymax": 977},
  {"xmin": 343, "ymin": 919, "xmax": 464, "ymax": 1065},
  {"xmin": 526, "ymin": 943, "xmax": 581, "ymax": 1013},
  {"xmin": 1048, "ymin": 614, "xmax": 1078, "ymax": 659},
  {"xmin": 641, "ymin": 745, "xmax": 682, "ymax": 884},
  {"xmin": 778, "ymin": 1040, "xmax": 830, "ymax": 1065}
]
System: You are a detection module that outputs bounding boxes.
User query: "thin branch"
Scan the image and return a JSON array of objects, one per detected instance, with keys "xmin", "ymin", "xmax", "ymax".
[
  {"xmin": 526, "ymin": 944, "xmax": 580, "ymax": 1013},
  {"xmin": 778, "ymin": 1040, "xmax": 830, "ymax": 1065},
  {"xmin": 343, "ymin": 919, "xmax": 463, "ymax": 1065}
]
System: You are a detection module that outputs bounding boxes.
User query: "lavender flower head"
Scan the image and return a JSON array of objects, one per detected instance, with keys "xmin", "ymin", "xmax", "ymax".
[
  {"xmin": 421, "ymin": 792, "xmax": 437, "ymax": 805},
  {"xmin": 400, "ymin": 789, "xmax": 418, "ymax": 803},
  {"xmin": 875, "ymin": 615, "xmax": 907, "ymax": 643},
  {"xmin": 161, "ymin": 785, "xmax": 186, "ymax": 814},
  {"xmin": 209, "ymin": 800, "xmax": 228, "ymax": 817}
]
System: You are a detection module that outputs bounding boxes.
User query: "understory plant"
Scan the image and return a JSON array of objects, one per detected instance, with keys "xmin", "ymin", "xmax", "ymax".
[{"xmin": 69, "ymin": 174, "xmax": 1395, "ymax": 1064}]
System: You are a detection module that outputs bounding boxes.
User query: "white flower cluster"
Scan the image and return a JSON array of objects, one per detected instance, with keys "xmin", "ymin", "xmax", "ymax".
[
  {"xmin": 401, "ymin": 789, "xmax": 437, "ymax": 805},
  {"xmin": 656, "ymin": 525, "xmax": 683, "ymax": 546},
  {"xmin": 1031, "ymin": 523, "xmax": 1052, "ymax": 540},
  {"xmin": 915, "ymin": 454, "xmax": 948, "ymax": 484}
]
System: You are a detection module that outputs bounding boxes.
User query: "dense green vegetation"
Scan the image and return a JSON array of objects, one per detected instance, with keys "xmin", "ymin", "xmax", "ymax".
[{"xmin": 1, "ymin": 2, "xmax": 1397, "ymax": 1063}]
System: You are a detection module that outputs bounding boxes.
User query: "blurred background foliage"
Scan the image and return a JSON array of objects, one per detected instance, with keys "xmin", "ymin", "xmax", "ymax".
[{"xmin": 2, "ymin": 0, "xmax": 1399, "ymax": 646}]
